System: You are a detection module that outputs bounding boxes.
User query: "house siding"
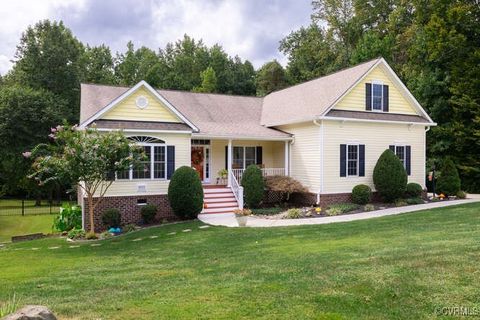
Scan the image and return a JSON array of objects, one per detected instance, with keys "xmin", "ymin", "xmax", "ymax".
[
  {"xmin": 322, "ymin": 120, "xmax": 426, "ymax": 194},
  {"xmin": 276, "ymin": 122, "xmax": 321, "ymax": 193},
  {"xmin": 100, "ymin": 87, "xmax": 181, "ymax": 122},
  {"xmin": 333, "ymin": 65, "xmax": 417, "ymax": 115},
  {"xmin": 98, "ymin": 132, "xmax": 191, "ymax": 197}
]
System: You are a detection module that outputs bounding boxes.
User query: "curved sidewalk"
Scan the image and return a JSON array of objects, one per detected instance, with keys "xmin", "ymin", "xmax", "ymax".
[{"xmin": 198, "ymin": 195, "xmax": 480, "ymax": 228}]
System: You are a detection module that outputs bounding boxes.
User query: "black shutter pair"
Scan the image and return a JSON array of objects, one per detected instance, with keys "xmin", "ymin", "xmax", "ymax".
[
  {"xmin": 167, "ymin": 146, "xmax": 175, "ymax": 179},
  {"xmin": 365, "ymin": 83, "xmax": 389, "ymax": 112},
  {"xmin": 340, "ymin": 144, "xmax": 365, "ymax": 177},
  {"xmin": 389, "ymin": 145, "xmax": 411, "ymax": 175},
  {"xmin": 225, "ymin": 146, "xmax": 263, "ymax": 168}
]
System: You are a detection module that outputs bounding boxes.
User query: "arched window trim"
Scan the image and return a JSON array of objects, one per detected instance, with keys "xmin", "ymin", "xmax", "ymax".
[{"xmin": 117, "ymin": 136, "xmax": 167, "ymax": 181}]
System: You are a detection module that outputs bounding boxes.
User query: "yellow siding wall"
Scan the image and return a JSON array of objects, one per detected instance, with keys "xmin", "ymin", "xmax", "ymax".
[
  {"xmin": 210, "ymin": 140, "xmax": 285, "ymax": 183},
  {"xmin": 322, "ymin": 121, "xmax": 426, "ymax": 194},
  {"xmin": 334, "ymin": 65, "xmax": 417, "ymax": 115},
  {"xmin": 99, "ymin": 132, "xmax": 191, "ymax": 196},
  {"xmin": 277, "ymin": 123, "xmax": 321, "ymax": 192},
  {"xmin": 101, "ymin": 87, "xmax": 182, "ymax": 122}
]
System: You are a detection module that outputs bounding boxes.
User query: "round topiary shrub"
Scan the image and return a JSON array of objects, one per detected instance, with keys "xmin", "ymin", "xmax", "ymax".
[
  {"xmin": 168, "ymin": 166, "xmax": 204, "ymax": 219},
  {"xmin": 373, "ymin": 149, "xmax": 407, "ymax": 202},
  {"xmin": 351, "ymin": 184, "xmax": 372, "ymax": 205},
  {"xmin": 101, "ymin": 208, "xmax": 121, "ymax": 228},
  {"xmin": 405, "ymin": 182, "xmax": 423, "ymax": 198},
  {"xmin": 241, "ymin": 165, "xmax": 264, "ymax": 208},
  {"xmin": 436, "ymin": 158, "xmax": 461, "ymax": 196},
  {"xmin": 141, "ymin": 204, "xmax": 157, "ymax": 224}
]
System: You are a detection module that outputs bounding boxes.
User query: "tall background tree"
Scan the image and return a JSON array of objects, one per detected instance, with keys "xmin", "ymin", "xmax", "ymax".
[{"xmin": 256, "ymin": 60, "xmax": 289, "ymax": 96}]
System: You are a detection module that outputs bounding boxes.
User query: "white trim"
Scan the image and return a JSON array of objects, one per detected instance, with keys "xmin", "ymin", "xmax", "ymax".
[
  {"xmin": 321, "ymin": 58, "xmax": 435, "ymax": 124},
  {"xmin": 284, "ymin": 141, "xmax": 289, "ymax": 176},
  {"xmin": 192, "ymin": 133, "xmax": 293, "ymax": 141},
  {"xmin": 346, "ymin": 144, "xmax": 360, "ymax": 177},
  {"xmin": 227, "ymin": 140, "xmax": 232, "ymax": 187},
  {"xmin": 79, "ymin": 80, "xmax": 199, "ymax": 132},
  {"xmin": 319, "ymin": 116, "xmax": 437, "ymax": 126},
  {"xmin": 116, "ymin": 142, "xmax": 168, "ymax": 181},
  {"xmin": 95, "ymin": 128, "xmax": 193, "ymax": 134}
]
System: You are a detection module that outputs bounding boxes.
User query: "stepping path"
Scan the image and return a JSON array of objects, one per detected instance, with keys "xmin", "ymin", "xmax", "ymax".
[
  {"xmin": 199, "ymin": 195, "xmax": 480, "ymax": 228},
  {"xmin": 132, "ymin": 238, "xmax": 142, "ymax": 242},
  {"xmin": 182, "ymin": 229, "xmax": 192, "ymax": 233},
  {"xmin": 48, "ymin": 246, "xmax": 60, "ymax": 250},
  {"xmin": 69, "ymin": 245, "xmax": 80, "ymax": 248},
  {"xmin": 149, "ymin": 235, "xmax": 158, "ymax": 239},
  {"xmin": 90, "ymin": 243, "xmax": 101, "ymax": 247},
  {"xmin": 198, "ymin": 225, "xmax": 210, "ymax": 229},
  {"xmin": 167, "ymin": 232, "xmax": 176, "ymax": 235}
]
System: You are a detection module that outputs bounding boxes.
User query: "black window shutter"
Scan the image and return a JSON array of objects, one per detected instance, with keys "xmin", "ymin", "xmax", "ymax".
[
  {"xmin": 256, "ymin": 146, "xmax": 263, "ymax": 165},
  {"xmin": 406, "ymin": 146, "xmax": 411, "ymax": 175},
  {"xmin": 359, "ymin": 145, "xmax": 365, "ymax": 177},
  {"xmin": 389, "ymin": 145, "xmax": 395, "ymax": 152},
  {"xmin": 383, "ymin": 85, "xmax": 389, "ymax": 112},
  {"xmin": 167, "ymin": 146, "xmax": 175, "ymax": 179},
  {"xmin": 365, "ymin": 83, "xmax": 372, "ymax": 111},
  {"xmin": 340, "ymin": 144, "xmax": 346, "ymax": 177},
  {"xmin": 225, "ymin": 146, "xmax": 228, "ymax": 169}
]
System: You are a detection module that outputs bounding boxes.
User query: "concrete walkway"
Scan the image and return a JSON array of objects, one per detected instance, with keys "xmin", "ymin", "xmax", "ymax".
[{"xmin": 198, "ymin": 195, "xmax": 480, "ymax": 228}]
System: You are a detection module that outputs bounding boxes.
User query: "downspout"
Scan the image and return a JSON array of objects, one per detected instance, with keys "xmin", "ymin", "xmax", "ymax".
[{"xmin": 313, "ymin": 119, "xmax": 323, "ymax": 205}]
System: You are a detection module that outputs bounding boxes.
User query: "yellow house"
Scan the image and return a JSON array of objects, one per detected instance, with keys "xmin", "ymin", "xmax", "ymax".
[{"xmin": 78, "ymin": 58, "xmax": 435, "ymax": 230}]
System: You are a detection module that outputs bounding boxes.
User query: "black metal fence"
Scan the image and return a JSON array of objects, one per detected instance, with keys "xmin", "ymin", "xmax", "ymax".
[{"xmin": 0, "ymin": 199, "xmax": 72, "ymax": 216}]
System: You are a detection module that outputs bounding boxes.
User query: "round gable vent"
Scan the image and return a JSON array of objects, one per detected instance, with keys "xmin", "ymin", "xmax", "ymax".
[{"xmin": 135, "ymin": 96, "xmax": 149, "ymax": 109}]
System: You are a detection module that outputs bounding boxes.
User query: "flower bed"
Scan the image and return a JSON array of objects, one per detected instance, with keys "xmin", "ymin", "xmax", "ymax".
[{"xmin": 254, "ymin": 194, "xmax": 466, "ymax": 220}]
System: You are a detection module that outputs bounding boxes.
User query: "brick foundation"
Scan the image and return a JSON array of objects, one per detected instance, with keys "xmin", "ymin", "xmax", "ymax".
[{"xmin": 83, "ymin": 194, "xmax": 178, "ymax": 232}]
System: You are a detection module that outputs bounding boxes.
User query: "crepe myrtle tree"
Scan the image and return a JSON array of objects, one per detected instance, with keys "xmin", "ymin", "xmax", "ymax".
[{"xmin": 27, "ymin": 124, "xmax": 144, "ymax": 233}]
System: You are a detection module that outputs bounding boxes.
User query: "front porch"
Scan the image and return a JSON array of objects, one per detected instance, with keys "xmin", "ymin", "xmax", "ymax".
[{"xmin": 191, "ymin": 137, "xmax": 291, "ymax": 211}]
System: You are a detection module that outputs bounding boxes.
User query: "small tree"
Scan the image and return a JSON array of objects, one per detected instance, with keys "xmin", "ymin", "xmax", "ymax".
[
  {"xmin": 168, "ymin": 166, "xmax": 204, "ymax": 218},
  {"xmin": 373, "ymin": 149, "xmax": 407, "ymax": 202},
  {"xmin": 436, "ymin": 158, "xmax": 461, "ymax": 196},
  {"xmin": 29, "ymin": 125, "xmax": 144, "ymax": 234},
  {"xmin": 241, "ymin": 165, "xmax": 264, "ymax": 208},
  {"xmin": 264, "ymin": 175, "xmax": 307, "ymax": 202}
]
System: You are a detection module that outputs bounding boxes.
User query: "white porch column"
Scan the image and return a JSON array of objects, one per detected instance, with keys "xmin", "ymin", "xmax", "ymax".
[
  {"xmin": 227, "ymin": 139, "xmax": 232, "ymax": 187},
  {"xmin": 284, "ymin": 140, "xmax": 289, "ymax": 176}
]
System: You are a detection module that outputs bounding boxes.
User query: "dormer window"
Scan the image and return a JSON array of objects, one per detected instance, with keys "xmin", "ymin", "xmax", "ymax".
[{"xmin": 366, "ymin": 81, "xmax": 389, "ymax": 112}]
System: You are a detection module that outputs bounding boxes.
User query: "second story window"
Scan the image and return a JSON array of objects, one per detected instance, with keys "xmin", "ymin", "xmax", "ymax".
[{"xmin": 372, "ymin": 82, "xmax": 383, "ymax": 111}]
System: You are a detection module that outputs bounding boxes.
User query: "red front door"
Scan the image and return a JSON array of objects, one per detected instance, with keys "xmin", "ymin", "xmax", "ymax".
[{"xmin": 191, "ymin": 147, "xmax": 204, "ymax": 180}]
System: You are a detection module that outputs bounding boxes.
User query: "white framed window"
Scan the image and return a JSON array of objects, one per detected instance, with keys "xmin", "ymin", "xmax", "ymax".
[
  {"xmin": 372, "ymin": 81, "xmax": 383, "ymax": 111},
  {"xmin": 117, "ymin": 137, "xmax": 167, "ymax": 181},
  {"xmin": 347, "ymin": 144, "xmax": 359, "ymax": 176},
  {"xmin": 394, "ymin": 145, "xmax": 406, "ymax": 168},
  {"xmin": 232, "ymin": 146, "xmax": 257, "ymax": 170}
]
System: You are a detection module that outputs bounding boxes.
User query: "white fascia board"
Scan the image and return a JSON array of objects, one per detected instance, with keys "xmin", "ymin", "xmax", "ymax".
[
  {"xmin": 192, "ymin": 133, "xmax": 293, "ymax": 141},
  {"xmin": 319, "ymin": 115, "xmax": 437, "ymax": 126}
]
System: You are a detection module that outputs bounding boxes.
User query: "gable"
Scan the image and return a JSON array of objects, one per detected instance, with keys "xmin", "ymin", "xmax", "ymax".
[
  {"xmin": 333, "ymin": 65, "xmax": 417, "ymax": 115},
  {"xmin": 100, "ymin": 87, "xmax": 183, "ymax": 123}
]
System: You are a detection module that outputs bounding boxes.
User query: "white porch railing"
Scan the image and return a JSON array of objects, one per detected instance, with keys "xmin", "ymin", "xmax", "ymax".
[
  {"xmin": 232, "ymin": 168, "xmax": 285, "ymax": 183},
  {"xmin": 229, "ymin": 170, "xmax": 244, "ymax": 210}
]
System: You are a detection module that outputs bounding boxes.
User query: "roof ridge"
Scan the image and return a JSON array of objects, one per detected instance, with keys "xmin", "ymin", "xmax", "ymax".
[
  {"xmin": 264, "ymin": 57, "xmax": 382, "ymax": 97},
  {"xmin": 80, "ymin": 82, "xmax": 261, "ymax": 99}
]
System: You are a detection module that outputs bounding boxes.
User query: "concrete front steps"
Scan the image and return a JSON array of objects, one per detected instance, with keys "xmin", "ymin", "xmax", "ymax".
[{"xmin": 202, "ymin": 185, "xmax": 238, "ymax": 214}]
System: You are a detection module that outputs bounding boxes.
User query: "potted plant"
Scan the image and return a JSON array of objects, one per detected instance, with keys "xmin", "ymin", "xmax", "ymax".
[
  {"xmin": 233, "ymin": 208, "xmax": 252, "ymax": 227},
  {"xmin": 217, "ymin": 169, "xmax": 228, "ymax": 185}
]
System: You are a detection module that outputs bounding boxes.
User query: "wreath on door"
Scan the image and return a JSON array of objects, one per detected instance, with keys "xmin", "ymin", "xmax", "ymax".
[{"xmin": 192, "ymin": 149, "xmax": 203, "ymax": 165}]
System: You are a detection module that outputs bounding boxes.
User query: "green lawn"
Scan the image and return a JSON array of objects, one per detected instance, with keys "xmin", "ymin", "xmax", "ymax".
[
  {"xmin": 1, "ymin": 203, "xmax": 480, "ymax": 319},
  {"xmin": 0, "ymin": 215, "xmax": 54, "ymax": 243}
]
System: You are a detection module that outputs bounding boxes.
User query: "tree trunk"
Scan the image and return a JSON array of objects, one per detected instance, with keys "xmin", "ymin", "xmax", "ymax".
[{"xmin": 88, "ymin": 193, "xmax": 95, "ymax": 234}]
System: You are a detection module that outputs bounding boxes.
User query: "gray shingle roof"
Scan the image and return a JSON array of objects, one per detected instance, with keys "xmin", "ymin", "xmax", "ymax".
[{"xmin": 261, "ymin": 58, "xmax": 380, "ymax": 126}]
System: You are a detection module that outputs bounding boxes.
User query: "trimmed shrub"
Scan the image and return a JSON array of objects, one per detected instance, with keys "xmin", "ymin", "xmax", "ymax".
[
  {"xmin": 373, "ymin": 149, "xmax": 407, "ymax": 202},
  {"xmin": 285, "ymin": 208, "xmax": 301, "ymax": 219},
  {"xmin": 405, "ymin": 182, "xmax": 423, "ymax": 198},
  {"xmin": 141, "ymin": 204, "xmax": 157, "ymax": 224},
  {"xmin": 67, "ymin": 228, "xmax": 85, "ymax": 240},
  {"xmin": 86, "ymin": 231, "xmax": 98, "ymax": 240},
  {"xmin": 251, "ymin": 207, "xmax": 283, "ymax": 215},
  {"xmin": 364, "ymin": 204, "xmax": 375, "ymax": 212},
  {"xmin": 351, "ymin": 184, "xmax": 372, "ymax": 205},
  {"xmin": 436, "ymin": 158, "xmax": 461, "ymax": 196},
  {"xmin": 168, "ymin": 166, "xmax": 204, "ymax": 219},
  {"xmin": 395, "ymin": 199, "xmax": 408, "ymax": 207},
  {"xmin": 406, "ymin": 198, "xmax": 424, "ymax": 205},
  {"xmin": 101, "ymin": 208, "xmax": 121, "ymax": 228},
  {"xmin": 241, "ymin": 165, "xmax": 264, "ymax": 208},
  {"xmin": 456, "ymin": 190, "xmax": 467, "ymax": 199}
]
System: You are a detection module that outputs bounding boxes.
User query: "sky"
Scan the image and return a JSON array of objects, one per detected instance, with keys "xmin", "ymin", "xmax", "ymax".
[{"xmin": 0, "ymin": 0, "xmax": 313, "ymax": 75}]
